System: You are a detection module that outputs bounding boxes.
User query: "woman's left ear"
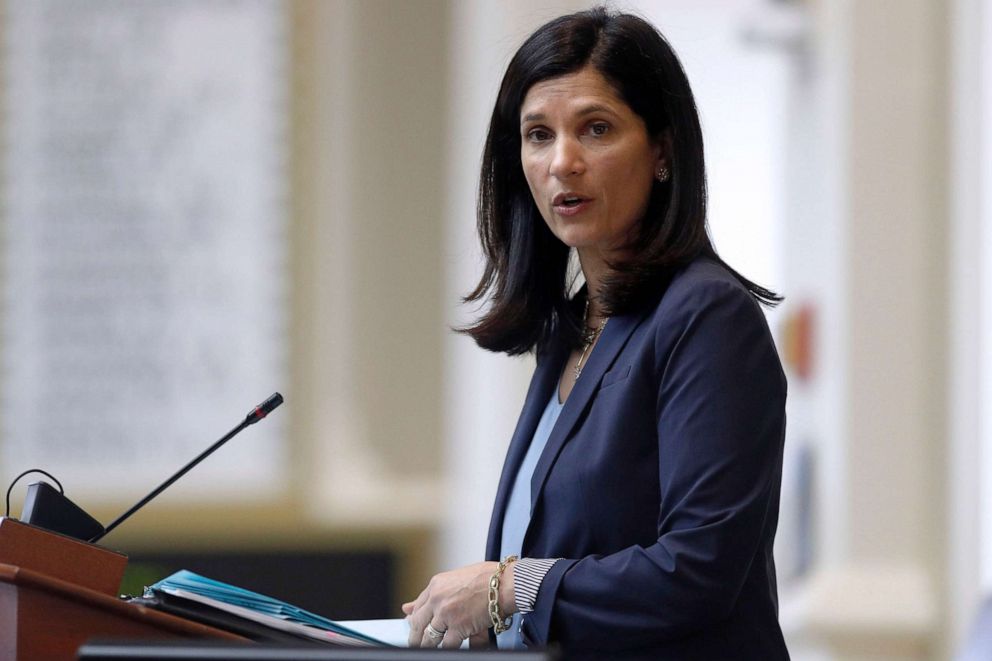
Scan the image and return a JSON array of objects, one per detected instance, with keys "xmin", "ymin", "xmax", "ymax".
[{"xmin": 653, "ymin": 130, "xmax": 673, "ymax": 183}]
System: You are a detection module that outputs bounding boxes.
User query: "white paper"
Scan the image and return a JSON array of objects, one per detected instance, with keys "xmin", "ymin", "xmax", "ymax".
[
  {"xmin": 338, "ymin": 619, "xmax": 412, "ymax": 647},
  {"xmin": 339, "ymin": 619, "xmax": 471, "ymax": 649}
]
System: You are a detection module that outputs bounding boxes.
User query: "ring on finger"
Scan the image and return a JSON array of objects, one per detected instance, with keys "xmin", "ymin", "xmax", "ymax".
[{"xmin": 426, "ymin": 623, "xmax": 446, "ymax": 641}]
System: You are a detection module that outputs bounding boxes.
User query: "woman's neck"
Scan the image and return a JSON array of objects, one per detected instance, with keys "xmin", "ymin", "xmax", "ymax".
[{"xmin": 578, "ymin": 249, "xmax": 608, "ymax": 324}]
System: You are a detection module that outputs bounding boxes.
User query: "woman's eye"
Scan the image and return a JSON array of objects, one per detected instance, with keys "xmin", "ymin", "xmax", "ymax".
[
  {"xmin": 526, "ymin": 128, "xmax": 552, "ymax": 142},
  {"xmin": 589, "ymin": 122, "xmax": 610, "ymax": 136}
]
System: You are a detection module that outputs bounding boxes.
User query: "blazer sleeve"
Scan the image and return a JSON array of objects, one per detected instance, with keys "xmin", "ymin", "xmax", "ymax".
[{"xmin": 521, "ymin": 276, "xmax": 787, "ymax": 650}]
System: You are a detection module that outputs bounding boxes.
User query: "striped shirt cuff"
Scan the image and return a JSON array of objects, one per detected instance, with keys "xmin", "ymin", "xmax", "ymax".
[{"xmin": 513, "ymin": 557, "xmax": 561, "ymax": 614}]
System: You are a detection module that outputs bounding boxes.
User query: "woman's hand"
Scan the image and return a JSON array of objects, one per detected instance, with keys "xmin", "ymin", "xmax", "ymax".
[{"xmin": 402, "ymin": 561, "xmax": 516, "ymax": 648}]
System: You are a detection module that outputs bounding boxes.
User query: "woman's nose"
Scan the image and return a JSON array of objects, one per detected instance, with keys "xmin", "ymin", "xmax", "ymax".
[{"xmin": 549, "ymin": 137, "xmax": 585, "ymax": 179}]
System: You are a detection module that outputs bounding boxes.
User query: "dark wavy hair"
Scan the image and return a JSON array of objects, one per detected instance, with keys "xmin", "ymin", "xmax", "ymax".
[{"xmin": 463, "ymin": 7, "xmax": 780, "ymax": 355}]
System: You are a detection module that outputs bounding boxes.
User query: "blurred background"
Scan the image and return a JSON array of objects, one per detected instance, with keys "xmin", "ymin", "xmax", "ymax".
[{"xmin": 0, "ymin": 0, "xmax": 984, "ymax": 659}]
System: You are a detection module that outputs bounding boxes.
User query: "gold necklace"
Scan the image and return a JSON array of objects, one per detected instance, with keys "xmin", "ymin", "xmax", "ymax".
[{"xmin": 574, "ymin": 300, "xmax": 607, "ymax": 381}]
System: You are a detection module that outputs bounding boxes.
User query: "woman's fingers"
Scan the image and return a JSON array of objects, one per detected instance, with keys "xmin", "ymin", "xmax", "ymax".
[
  {"xmin": 420, "ymin": 620, "xmax": 448, "ymax": 648},
  {"xmin": 406, "ymin": 617, "xmax": 424, "ymax": 648},
  {"xmin": 406, "ymin": 608, "xmax": 432, "ymax": 647},
  {"xmin": 403, "ymin": 584, "xmax": 433, "ymax": 646},
  {"xmin": 440, "ymin": 627, "xmax": 465, "ymax": 649},
  {"xmin": 469, "ymin": 631, "xmax": 491, "ymax": 649}
]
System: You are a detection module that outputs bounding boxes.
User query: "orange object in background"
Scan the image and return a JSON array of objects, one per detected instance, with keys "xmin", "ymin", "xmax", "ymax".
[{"xmin": 782, "ymin": 302, "xmax": 815, "ymax": 383}]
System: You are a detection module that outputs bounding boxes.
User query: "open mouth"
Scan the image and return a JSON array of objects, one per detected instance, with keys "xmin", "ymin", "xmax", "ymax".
[{"xmin": 553, "ymin": 193, "xmax": 589, "ymax": 208}]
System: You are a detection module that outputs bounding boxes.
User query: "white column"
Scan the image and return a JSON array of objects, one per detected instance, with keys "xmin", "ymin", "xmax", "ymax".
[
  {"xmin": 781, "ymin": 1, "xmax": 950, "ymax": 658},
  {"xmin": 296, "ymin": 0, "xmax": 449, "ymax": 526},
  {"xmin": 948, "ymin": 0, "xmax": 985, "ymax": 650}
]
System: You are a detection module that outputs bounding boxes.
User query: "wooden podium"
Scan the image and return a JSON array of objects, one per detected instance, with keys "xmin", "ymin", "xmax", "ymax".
[{"xmin": 0, "ymin": 516, "xmax": 245, "ymax": 660}]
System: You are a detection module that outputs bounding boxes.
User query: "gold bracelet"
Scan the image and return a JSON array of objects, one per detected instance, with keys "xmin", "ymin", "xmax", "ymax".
[{"xmin": 488, "ymin": 555, "xmax": 517, "ymax": 634}]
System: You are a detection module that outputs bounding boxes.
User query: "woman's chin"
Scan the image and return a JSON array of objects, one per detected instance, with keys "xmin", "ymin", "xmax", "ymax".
[{"xmin": 552, "ymin": 231, "xmax": 600, "ymax": 251}]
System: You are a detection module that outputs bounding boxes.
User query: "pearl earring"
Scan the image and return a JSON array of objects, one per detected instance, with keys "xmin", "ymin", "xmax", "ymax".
[{"xmin": 655, "ymin": 166, "xmax": 670, "ymax": 183}]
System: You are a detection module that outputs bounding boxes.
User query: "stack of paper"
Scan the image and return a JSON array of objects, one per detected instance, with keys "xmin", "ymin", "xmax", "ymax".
[{"xmin": 149, "ymin": 570, "xmax": 388, "ymax": 647}]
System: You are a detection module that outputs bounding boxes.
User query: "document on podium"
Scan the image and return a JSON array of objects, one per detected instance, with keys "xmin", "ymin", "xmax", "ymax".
[
  {"xmin": 341, "ymin": 619, "xmax": 470, "ymax": 648},
  {"xmin": 145, "ymin": 570, "xmax": 390, "ymax": 647},
  {"xmin": 338, "ymin": 619, "xmax": 412, "ymax": 647}
]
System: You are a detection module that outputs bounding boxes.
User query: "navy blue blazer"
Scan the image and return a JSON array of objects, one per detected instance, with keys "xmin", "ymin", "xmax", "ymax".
[{"xmin": 485, "ymin": 258, "xmax": 789, "ymax": 660}]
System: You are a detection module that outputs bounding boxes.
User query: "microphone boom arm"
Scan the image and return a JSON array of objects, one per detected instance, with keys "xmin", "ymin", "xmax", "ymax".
[{"xmin": 88, "ymin": 393, "xmax": 283, "ymax": 544}]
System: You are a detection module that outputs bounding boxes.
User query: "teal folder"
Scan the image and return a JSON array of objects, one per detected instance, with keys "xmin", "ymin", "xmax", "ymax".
[{"xmin": 147, "ymin": 570, "xmax": 389, "ymax": 647}]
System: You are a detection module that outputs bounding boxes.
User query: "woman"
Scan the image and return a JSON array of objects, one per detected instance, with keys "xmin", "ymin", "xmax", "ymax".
[{"xmin": 403, "ymin": 7, "xmax": 789, "ymax": 659}]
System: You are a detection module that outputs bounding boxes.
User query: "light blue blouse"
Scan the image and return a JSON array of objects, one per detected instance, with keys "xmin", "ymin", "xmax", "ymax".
[{"xmin": 496, "ymin": 386, "xmax": 564, "ymax": 649}]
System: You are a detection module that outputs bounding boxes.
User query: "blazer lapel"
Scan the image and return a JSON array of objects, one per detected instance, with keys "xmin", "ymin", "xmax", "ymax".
[
  {"xmin": 527, "ymin": 310, "xmax": 648, "ymax": 516},
  {"xmin": 485, "ymin": 343, "xmax": 567, "ymax": 560}
]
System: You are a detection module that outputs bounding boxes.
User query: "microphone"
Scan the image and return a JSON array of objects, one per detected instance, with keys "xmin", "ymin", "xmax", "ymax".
[
  {"xmin": 87, "ymin": 392, "xmax": 284, "ymax": 544},
  {"xmin": 245, "ymin": 392, "xmax": 284, "ymax": 425}
]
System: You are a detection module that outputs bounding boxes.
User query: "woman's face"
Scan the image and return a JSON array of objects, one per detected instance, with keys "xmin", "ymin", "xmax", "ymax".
[{"xmin": 519, "ymin": 65, "xmax": 664, "ymax": 261}]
